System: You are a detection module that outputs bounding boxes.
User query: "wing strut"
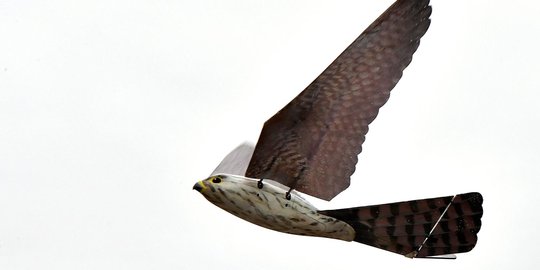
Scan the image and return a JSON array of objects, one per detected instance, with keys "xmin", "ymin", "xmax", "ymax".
[{"xmin": 405, "ymin": 195, "xmax": 457, "ymax": 259}]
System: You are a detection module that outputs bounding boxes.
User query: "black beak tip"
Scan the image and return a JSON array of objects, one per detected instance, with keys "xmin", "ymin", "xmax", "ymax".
[{"xmin": 193, "ymin": 182, "xmax": 203, "ymax": 192}]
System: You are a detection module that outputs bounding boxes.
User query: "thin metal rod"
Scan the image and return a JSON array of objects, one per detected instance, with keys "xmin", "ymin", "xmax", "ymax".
[{"xmin": 414, "ymin": 194, "xmax": 457, "ymax": 257}]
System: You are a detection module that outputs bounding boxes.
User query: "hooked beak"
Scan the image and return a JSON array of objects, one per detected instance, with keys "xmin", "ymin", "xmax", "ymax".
[{"xmin": 193, "ymin": 181, "xmax": 204, "ymax": 192}]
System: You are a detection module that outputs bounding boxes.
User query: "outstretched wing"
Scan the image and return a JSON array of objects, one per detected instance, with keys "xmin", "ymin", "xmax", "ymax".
[
  {"xmin": 211, "ymin": 143, "xmax": 255, "ymax": 176},
  {"xmin": 246, "ymin": 0, "xmax": 432, "ymax": 200},
  {"xmin": 319, "ymin": 192, "xmax": 484, "ymax": 258}
]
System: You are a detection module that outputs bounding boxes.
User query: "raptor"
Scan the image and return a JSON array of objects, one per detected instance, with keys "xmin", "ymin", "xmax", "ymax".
[{"xmin": 193, "ymin": 0, "xmax": 483, "ymax": 259}]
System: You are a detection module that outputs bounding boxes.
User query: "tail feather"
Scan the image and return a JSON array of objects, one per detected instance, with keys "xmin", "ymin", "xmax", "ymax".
[{"xmin": 318, "ymin": 192, "xmax": 483, "ymax": 258}]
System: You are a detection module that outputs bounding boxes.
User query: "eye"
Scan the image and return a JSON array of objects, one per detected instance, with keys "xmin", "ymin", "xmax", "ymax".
[{"xmin": 212, "ymin": 176, "xmax": 222, "ymax": 183}]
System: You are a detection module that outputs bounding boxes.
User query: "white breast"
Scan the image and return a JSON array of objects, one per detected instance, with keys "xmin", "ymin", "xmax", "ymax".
[{"xmin": 198, "ymin": 174, "xmax": 355, "ymax": 241}]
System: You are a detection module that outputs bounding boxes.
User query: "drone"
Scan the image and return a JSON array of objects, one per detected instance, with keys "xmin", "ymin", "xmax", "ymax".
[{"xmin": 193, "ymin": 0, "xmax": 482, "ymax": 259}]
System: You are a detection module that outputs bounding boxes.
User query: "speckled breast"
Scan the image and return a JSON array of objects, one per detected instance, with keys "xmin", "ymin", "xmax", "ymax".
[{"xmin": 197, "ymin": 174, "xmax": 355, "ymax": 241}]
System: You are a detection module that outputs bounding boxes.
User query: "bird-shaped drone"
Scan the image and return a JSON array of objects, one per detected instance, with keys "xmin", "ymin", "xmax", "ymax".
[{"xmin": 193, "ymin": 0, "xmax": 483, "ymax": 259}]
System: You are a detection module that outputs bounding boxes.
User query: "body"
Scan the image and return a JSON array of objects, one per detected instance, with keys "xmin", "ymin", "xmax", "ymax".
[{"xmin": 193, "ymin": 174, "xmax": 355, "ymax": 241}]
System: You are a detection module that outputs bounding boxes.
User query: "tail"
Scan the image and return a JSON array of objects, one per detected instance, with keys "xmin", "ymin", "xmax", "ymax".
[{"xmin": 318, "ymin": 192, "xmax": 483, "ymax": 258}]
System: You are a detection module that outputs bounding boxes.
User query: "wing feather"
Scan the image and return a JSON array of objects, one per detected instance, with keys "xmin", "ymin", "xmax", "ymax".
[
  {"xmin": 211, "ymin": 143, "xmax": 255, "ymax": 176},
  {"xmin": 246, "ymin": 0, "xmax": 432, "ymax": 200}
]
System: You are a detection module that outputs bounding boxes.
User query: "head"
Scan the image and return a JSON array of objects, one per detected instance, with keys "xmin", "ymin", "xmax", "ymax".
[
  {"xmin": 192, "ymin": 175, "xmax": 223, "ymax": 193},
  {"xmin": 192, "ymin": 174, "xmax": 256, "ymax": 207},
  {"xmin": 193, "ymin": 174, "xmax": 315, "ymax": 211},
  {"xmin": 193, "ymin": 175, "xmax": 225, "ymax": 204}
]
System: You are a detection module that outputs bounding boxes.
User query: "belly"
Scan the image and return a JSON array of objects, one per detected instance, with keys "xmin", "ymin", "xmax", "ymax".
[{"xmin": 206, "ymin": 181, "xmax": 355, "ymax": 241}]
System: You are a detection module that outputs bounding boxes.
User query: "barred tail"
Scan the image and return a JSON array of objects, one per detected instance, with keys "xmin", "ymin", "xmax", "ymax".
[{"xmin": 318, "ymin": 192, "xmax": 483, "ymax": 258}]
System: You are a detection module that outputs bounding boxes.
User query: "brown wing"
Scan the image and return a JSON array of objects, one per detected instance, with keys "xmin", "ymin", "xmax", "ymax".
[
  {"xmin": 245, "ymin": 0, "xmax": 432, "ymax": 200},
  {"xmin": 319, "ymin": 192, "xmax": 484, "ymax": 258}
]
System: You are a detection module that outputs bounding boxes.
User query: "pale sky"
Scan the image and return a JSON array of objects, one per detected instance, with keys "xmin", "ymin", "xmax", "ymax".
[{"xmin": 1, "ymin": 0, "xmax": 539, "ymax": 269}]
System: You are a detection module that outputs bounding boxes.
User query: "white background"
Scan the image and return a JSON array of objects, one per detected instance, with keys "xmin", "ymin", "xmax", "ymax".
[{"xmin": 1, "ymin": 0, "xmax": 539, "ymax": 269}]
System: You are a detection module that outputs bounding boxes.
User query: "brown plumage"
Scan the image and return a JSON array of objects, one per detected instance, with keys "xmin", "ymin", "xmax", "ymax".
[
  {"xmin": 199, "ymin": 0, "xmax": 484, "ymax": 258},
  {"xmin": 246, "ymin": 0, "xmax": 432, "ymax": 200},
  {"xmin": 319, "ymin": 192, "xmax": 483, "ymax": 258}
]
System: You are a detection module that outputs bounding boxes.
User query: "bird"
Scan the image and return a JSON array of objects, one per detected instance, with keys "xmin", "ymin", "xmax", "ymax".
[{"xmin": 193, "ymin": 0, "xmax": 483, "ymax": 259}]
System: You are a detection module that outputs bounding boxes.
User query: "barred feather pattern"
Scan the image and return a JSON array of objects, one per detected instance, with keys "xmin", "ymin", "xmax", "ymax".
[
  {"xmin": 318, "ymin": 192, "xmax": 483, "ymax": 258},
  {"xmin": 246, "ymin": 0, "xmax": 432, "ymax": 200}
]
